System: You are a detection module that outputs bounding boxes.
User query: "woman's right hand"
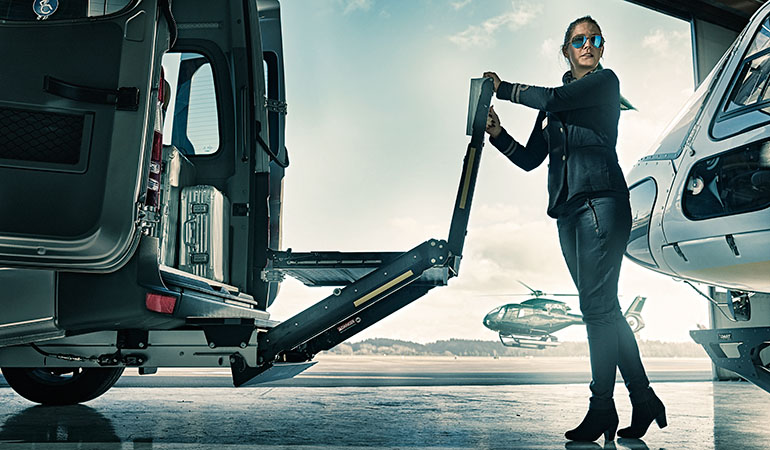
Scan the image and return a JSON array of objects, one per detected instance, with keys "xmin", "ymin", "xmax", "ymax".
[
  {"xmin": 483, "ymin": 71, "xmax": 501, "ymax": 92},
  {"xmin": 486, "ymin": 105, "xmax": 502, "ymax": 138}
]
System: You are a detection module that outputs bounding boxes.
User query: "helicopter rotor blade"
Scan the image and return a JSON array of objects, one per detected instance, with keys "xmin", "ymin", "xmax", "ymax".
[
  {"xmin": 517, "ymin": 280, "xmax": 538, "ymax": 295},
  {"xmin": 477, "ymin": 293, "xmax": 579, "ymax": 297},
  {"xmin": 477, "ymin": 293, "xmax": 540, "ymax": 297}
]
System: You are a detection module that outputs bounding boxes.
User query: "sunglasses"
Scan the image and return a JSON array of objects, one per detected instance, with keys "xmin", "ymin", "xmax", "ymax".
[{"xmin": 570, "ymin": 34, "xmax": 604, "ymax": 49}]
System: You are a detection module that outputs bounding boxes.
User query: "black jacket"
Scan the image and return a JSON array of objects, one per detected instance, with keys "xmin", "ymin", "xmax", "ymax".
[{"xmin": 490, "ymin": 68, "xmax": 629, "ymax": 218}]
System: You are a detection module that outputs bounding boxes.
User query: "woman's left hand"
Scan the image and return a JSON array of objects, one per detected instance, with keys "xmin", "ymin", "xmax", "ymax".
[
  {"xmin": 486, "ymin": 105, "xmax": 502, "ymax": 138},
  {"xmin": 483, "ymin": 71, "xmax": 501, "ymax": 92}
]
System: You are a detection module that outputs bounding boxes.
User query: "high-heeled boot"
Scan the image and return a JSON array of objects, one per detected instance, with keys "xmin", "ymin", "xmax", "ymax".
[
  {"xmin": 565, "ymin": 407, "xmax": 619, "ymax": 442},
  {"xmin": 618, "ymin": 394, "xmax": 667, "ymax": 439}
]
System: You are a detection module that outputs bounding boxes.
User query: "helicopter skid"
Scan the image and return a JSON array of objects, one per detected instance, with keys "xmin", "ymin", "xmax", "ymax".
[{"xmin": 499, "ymin": 333, "xmax": 560, "ymax": 349}]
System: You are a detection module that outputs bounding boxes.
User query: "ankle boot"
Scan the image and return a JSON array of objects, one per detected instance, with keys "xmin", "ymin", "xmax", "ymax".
[
  {"xmin": 565, "ymin": 408, "xmax": 619, "ymax": 442},
  {"xmin": 618, "ymin": 394, "xmax": 667, "ymax": 438}
]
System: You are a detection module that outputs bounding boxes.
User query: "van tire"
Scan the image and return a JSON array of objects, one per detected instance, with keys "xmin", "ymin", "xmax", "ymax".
[{"xmin": 1, "ymin": 367, "xmax": 125, "ymax": 405}]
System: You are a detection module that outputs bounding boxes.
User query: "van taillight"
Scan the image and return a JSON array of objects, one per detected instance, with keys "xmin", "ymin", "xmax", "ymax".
[
  {"xmin": 146, "ymin": 293, "xmax": 177, "ymax": 314},
  {"xmin": 145, "ymin": 69, "xmax": 165, "ymax": 209}
]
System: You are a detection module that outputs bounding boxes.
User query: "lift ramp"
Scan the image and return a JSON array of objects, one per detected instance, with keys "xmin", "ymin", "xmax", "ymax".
[
  {"xmin": 232, "ymin": 78, "xmax": 495, "ymax": 386},
  {"xmin": 691, "ymin": 327, "xmax": 770, "ymax": 393}
]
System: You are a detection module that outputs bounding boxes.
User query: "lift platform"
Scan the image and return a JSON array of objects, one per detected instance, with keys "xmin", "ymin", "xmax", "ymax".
[
  {"xmin": 0, "ymin": 78, "xmax": 495, "ymax": 390},
  {"xmin": 229, "ymin": 78, "xmax": 495, "ymax": 386},
  {"xmin": 691, "ymin": 326, "xmax": 770, "ymax": 392}
]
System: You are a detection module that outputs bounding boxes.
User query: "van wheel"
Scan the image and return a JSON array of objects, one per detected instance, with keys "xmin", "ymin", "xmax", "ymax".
[{"xmin": 1, "ymin": 367, "xmax": 124, "ymax": 405}]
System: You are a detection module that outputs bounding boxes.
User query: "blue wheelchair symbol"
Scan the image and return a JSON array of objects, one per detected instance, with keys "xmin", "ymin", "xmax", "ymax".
[{"xmin": 33, "ymin": 0, "xmax": 59, "ymax": 20}]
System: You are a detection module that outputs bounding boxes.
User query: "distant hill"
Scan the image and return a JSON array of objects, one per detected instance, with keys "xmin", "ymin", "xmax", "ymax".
[{"xmin": 326, "ymin": 338, "xmax": 707, "ymax": 358}]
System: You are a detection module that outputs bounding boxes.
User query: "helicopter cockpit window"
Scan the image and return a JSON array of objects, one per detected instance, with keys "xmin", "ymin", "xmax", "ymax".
[
  {"xmin": 713, "ymin": 15, "xmax": 770, "ymax": 139},
  {"xmin": 683, "ymin": 140, "xmax": 770, "ymax": 220},
  {"xmin": 626, "ymin": 179, "xmax": 658, "ymax": 267},
  {"xmin": 502, "ymin": 308, "xmax": 518, "ymax": 321}
]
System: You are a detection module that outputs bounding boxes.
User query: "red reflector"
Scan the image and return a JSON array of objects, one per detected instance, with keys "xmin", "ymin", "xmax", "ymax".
[{"xmin": 146, "ymin": 293, "xmax": 177, "ymax": 314}]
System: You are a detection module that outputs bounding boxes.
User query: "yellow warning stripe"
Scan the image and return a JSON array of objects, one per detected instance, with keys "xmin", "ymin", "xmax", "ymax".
[
  {"xmin": 353, "ymin": 270, "xmax": 414, "ymax": 307},
  {"xmin": 459, "ymin": 147, "xmax": 476, "ymax": 210}
]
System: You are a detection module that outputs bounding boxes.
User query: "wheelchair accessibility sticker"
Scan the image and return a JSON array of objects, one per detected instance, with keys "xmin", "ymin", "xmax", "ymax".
[{"xmin": 33, "ymin": 0, "xmax": 58, "ymax": 20}]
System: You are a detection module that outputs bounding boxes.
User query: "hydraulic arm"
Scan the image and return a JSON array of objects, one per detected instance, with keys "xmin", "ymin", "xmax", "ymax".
[{"xmin": 233, "ymin": 78, "xmax": 495, "ymax": 386}]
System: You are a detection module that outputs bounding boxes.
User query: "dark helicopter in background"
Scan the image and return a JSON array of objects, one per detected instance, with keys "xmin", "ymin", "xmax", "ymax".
[{"xmin": 482, "ymin": 283, "xmax": 647, "ymax": 349}]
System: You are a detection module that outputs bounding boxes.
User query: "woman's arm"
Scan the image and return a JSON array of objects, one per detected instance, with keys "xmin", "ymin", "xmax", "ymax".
[
  {"xmin": 488, "ymin": 109, "xmax": 548, "ymax": 172},
  {"xmin": 498, "ymin": 69, "xmax": 619, "ymax": 113}
]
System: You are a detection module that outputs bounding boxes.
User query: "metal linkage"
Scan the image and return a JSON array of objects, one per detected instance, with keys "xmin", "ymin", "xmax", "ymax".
[
  {"xmin": 231, "ymin": 242, "xmax": 448, "ymax": 386},
  {"xmin": 256, "ymin": 239, "xmax": 449, "ymax": 367},
  {"xmin": 294, "ymin": 284, "xmax": 434, "ymax": 358},
  {"xmin": 690, "ymin": 326, "xmax": 770, "ymax": 393}
]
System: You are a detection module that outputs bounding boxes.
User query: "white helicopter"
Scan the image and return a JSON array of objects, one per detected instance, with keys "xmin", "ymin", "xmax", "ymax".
[{"xmin": 624, "ymin": 1, "xmax": 770, "ymax": 392}]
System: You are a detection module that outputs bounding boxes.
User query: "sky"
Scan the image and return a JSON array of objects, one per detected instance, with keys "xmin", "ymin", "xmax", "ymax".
[{"xmin": 267, "ymin": 0, "xmax": 712, "ymax": 343}]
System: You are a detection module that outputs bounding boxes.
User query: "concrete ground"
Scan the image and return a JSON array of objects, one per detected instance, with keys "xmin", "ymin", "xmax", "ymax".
[{"xmin": 0, "ymin": 356, "xmax": 766, "ymax": 449}]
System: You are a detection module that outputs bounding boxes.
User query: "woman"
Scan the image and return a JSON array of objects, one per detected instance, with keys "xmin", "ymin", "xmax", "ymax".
[{"xmin": 483, "ymin": 16, "xmax": 666, "ymax": 442}]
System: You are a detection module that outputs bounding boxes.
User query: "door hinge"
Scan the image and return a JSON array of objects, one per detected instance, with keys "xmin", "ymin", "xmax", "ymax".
[
  {"xmin": 683, "ymin": 124, "xmax": 701, "ymax": 156},
  {"xmin": 265, "ymin": 97, "xmax": 288, "ymax": 115}
]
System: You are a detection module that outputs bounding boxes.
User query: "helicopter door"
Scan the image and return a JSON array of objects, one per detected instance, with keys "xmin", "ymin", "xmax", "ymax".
[
  {"xmin": 658, "ymin": 11, "xmax": 770, "ymax": 289},
  {"xmin": 0, "ymin": 0, "xmax": 167, "ymax": 270}
]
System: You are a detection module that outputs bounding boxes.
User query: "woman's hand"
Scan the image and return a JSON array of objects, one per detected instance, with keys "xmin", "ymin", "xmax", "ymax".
[
  {"xmin": 486, "ymin": 105, "xmax": 502, "ymax": 138},
  {"xmin": 483, "ymin": 71, "xmax": 501, "ymax": 92}
]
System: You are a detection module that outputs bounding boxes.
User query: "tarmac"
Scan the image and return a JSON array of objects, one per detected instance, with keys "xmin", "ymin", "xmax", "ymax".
[{"xmin": 0, "ymin": 356, "xmax": 767, "ymax": 449}]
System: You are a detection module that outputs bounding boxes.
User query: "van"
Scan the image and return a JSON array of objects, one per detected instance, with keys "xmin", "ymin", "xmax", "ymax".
[{"xmin": 0, "ymin": 0, "xmax": 493, "ymax": 404}]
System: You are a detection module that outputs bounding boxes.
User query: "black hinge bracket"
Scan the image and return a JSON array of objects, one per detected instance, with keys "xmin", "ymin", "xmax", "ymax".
[
  {"xmin": 265, "ymin": 98, "xmax": 288, "ymax": 115},
  {"xmin": 198, "ymin": 322, "xmax": 256, "ymax": 349},
  {"xmin": 117, "ymin": 329, "xmax": 150, "ymax": 350}
]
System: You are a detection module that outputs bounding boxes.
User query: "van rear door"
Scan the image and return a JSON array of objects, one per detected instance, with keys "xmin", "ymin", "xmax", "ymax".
[{"xmin": 0, "ymin": 0, "xmax": 168, "ymax": 270}]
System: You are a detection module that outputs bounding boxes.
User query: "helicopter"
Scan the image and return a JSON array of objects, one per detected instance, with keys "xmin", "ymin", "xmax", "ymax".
[
  {"xmin": 624, "ymin": 2, "xmax": 770, "ymax": 309},
  {"xmin": 622, "ymin": 0, "xmax": 770, "ymax": 392},
  {"xmin": 482, "ymin": 283, "xmax": 646, "ymax": 349}
]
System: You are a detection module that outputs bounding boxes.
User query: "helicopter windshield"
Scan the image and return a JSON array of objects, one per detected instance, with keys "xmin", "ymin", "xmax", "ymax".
[
  {"xmin": 518, "ymin": 308, "xmax": 534, "ymax": 318},
  {"xmin": 502, "ymin": 307, "xmax": 518, "ymax": 321}
]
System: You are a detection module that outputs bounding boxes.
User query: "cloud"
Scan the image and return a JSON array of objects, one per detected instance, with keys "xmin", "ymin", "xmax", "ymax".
[
  {"xmin": 342, "ymin": 0, "xmax": 373, "ymax": 15},
  {"xmin": 540, "ymin": 37, "xmax": 559, "ymax": 57},
  {"xmin": 451, "ymin": 0, "xmax": 472, "ymax": 11},
  {"xmin": 444, "ymin": 203, "xmax": 571, "ymax": 296},
  {"xmin": 449, "ymin": 1, "xmax": 543, "ymax": 49},
  {"xmin": 641, "ymin": 29, "xmax": 690, "ymax": 57}
]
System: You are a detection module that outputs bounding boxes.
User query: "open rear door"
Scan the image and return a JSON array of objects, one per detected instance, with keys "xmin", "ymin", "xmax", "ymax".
[{"xmin": 0, "ymin": 0, "xmax": 168, "ymax": 270}]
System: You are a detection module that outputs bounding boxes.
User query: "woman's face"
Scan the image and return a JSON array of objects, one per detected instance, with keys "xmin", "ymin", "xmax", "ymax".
[{"xmin": 564, "ymin": 22, "xmax": 603, "ymax": 74}]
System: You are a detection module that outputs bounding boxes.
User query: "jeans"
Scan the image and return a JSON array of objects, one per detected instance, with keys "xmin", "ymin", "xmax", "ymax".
[{"xmin": 557, "ymin": 196, "xmax": 653, "ymax": 410}]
